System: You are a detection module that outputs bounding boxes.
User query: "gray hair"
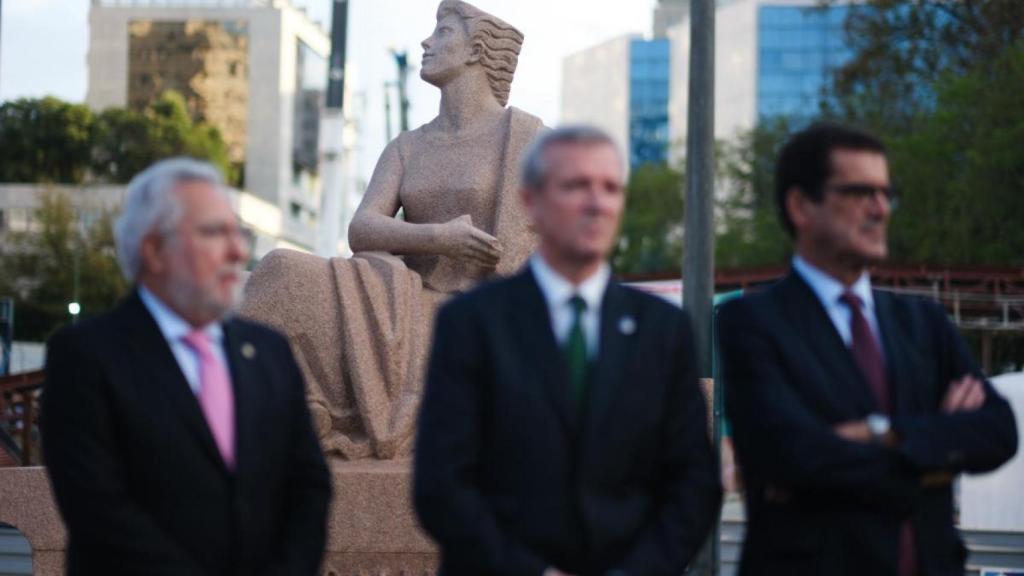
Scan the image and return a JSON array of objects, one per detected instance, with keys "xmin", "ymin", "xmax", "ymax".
[
  {"xmin": 115, "ymin": 157, "xmax": 225, "ymax": 282},
  {"xmin": 519, "ymin": 125, "xmax": 621, "ymax": 190}
]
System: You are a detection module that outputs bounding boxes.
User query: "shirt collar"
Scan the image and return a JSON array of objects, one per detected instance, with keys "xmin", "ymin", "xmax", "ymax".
[
  {"xmin": 792, "ymin": 255, "xmax": 874, "ymax": 312},
  {"xmin": 529, "ymin": 253, "xmax": 610, "ymax": 313},
  {"xmin": 137, "ymin": 285, "xmax": 224, "ymax": 344}
]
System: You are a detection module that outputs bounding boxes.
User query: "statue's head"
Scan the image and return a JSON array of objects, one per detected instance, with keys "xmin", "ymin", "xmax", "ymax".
[{"xmin": 420, "ymin": 0, "xmax": 524, "ymax": 107}]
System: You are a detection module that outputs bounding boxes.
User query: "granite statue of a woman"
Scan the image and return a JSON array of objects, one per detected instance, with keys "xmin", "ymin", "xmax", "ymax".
[{"xmin": 241, "ymin": 0, "xmax": 545, "ymax": 460}]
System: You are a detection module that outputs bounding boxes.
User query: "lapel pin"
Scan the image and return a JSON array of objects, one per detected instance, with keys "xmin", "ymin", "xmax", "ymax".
[
  {"xmin": 241, "ymin": 343, "xmax": 256, "ymax": 360},
  {"xmin": 618, "ymin": 316, "xmax": 636, "ymax": 335}
]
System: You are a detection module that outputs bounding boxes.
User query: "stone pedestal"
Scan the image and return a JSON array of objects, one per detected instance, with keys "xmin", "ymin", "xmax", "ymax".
[
  {"xmin": 0, "ymin": 461, "xmax": 439, "ymax": 575},
  {"xmin": 322, "ymin": 460, "xmax": 438, "ymax": 575},
  {"xmin": 0, "ymin": 467, "xmax": 65, "ymax": 576}
]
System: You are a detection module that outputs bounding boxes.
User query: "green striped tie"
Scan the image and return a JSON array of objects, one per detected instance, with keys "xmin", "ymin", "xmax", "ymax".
[{"xmin": 565, "ymin": 295, "xmax": 588, "ymax": 405}]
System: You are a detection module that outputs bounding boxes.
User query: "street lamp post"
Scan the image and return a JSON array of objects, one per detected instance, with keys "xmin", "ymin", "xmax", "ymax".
[
  {"xmin": 316, "ymin": 0, "xmax": 351, "ymax": 257},
  {"xmin": 70, "ymin": 220, "xmax": 83, "ymax": 324}
]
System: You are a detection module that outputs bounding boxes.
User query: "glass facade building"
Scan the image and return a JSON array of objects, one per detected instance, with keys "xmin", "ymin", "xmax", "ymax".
[
  {"xmin": 629, "ymin": 38, "xmax": 671, "ymax": 168},
  {"xmin": 757, "ymin": 5, "xmax": 853, "ymax": 119}
]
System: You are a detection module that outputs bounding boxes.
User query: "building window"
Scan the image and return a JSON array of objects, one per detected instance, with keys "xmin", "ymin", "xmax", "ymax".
[{"xmin": 757, "ymin": 4, "xmax": 853, "ymax": 121}]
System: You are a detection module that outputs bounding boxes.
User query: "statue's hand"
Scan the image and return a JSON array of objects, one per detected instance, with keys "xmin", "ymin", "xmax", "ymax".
[{"xmin": 436, "ymin": 215, "xmax": 503, "ymax": 267}]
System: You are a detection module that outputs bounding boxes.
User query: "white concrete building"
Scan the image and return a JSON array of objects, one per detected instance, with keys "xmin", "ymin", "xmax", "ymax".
[
  {"xmin": 86, "ymin": 0, "xmax": 332, "ymax": 250},
  {"xmin": 0, "ymin": 183, "xmax": 297, "ymax": 259},
  {"xmin": 561, "ymin": 35, "xmax": 636, "ymax": 164}
]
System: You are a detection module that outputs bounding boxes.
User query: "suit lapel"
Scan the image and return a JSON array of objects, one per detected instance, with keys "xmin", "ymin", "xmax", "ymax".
[
  {"xmin": 873, "ymin": 290, "xmax": 920, "ymax": 416},
  {"xmin": 778, "ymin": 273, "xmax": 878, "ymax": 414},
  {"xmin": 222, "ymin": 320, "xmax": 256, "ymax": 476},
  {"xmin": 510, "ymin": 269, "xmax": 574, "ymax": 434},
  {"xmin": 584, "ymin": 281, "xmax": 633, "ymax": 437},
  {"xmin": 119, "ymin": 291, "xmax": 226, "ymax": 470}
]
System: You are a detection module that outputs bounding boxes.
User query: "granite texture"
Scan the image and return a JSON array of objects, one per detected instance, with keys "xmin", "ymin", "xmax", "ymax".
[
  {"xmin": 0, "ymin": 462, "xmax": 438, "ymax": 575},
  {"xmin": 0, "ymin": 467, "xmax": 66, "ymax": 575},
  {"xmin": 241, "ymin": 0, "xmax": 545, "ymax": 460}
]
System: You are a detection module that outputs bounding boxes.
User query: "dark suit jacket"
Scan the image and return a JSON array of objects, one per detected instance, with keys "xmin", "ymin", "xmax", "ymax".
[
  {"xmin": 41, "ymin": 290, "xmax": 332, "ymax": 576},
  {"xmin": 414, "ymin": 267, "xmax": 722, "ymax": 576},
  {"xmin": 719, "ymin": 272, "xmax": 1018, "ymax": 576}
]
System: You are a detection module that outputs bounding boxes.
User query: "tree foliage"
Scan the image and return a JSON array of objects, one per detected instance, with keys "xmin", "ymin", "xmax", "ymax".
[
  {"xmin": 715, "ymin": 118, "xmax": 793, "ymax": 269},
  {"xmin": 613, "ymin": 163, "xmax": 685, "ymax": 275},
  {"xmin": 0, "ymin": 97, "xmax": 96, "ymax": 184},
  {"xmin": 823, "ymin": 0, "xmax": 1024, "ymax": 131},
  {"xmin": 0, "ymin": 191, "xmax": 128, "ymax": 341},
  {"xmin": 0, "ymin": 91, "xmax": 235, "ymax": 185},
  {"xmin": 885, "ymin": 39, "xmax": 1024, "ymax": 265}
]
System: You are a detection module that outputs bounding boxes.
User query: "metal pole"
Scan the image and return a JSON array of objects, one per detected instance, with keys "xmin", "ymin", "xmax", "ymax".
[
  {"xmin": 0, "ymin": 298, "xmax": 13, "ymax": 377},
  {"xmin": 683, "ymin": 0, "xmax": 717, "ymax": 573},
  {"xmin": 325, "ymin": 0, "xmax": 349, "ymax": 111},
  {"xmin": 0, "ymin": 0, "xmax": 4, "ymax": 93},
  {"xmin": 316, "ymin": 0, "xmax": 350, "ymax": 257},
  {"xmin": 384, "ymin": 82, "xmax": 393, "ymax": 142},
  {"xmin": 72, "ymin": 233, "xmax": 81, "ymax": 324},
  {"xmin": 393, "ymin": 50, "xmax": 410, "ymax": 133}
]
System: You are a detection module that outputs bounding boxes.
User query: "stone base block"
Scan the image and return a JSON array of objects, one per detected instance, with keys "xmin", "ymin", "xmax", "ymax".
[{"xmin": 0, "ymin": 461, "xmax": 438, "ymax": 575}]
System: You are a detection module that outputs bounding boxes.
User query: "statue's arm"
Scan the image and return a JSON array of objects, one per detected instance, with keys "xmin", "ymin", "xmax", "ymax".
[
  {"xmin": 348, "ymin": 138, "xmax": 501, "ymax": 267},
  {"xmin": 349, "ymin": 139, "xmax": 438, "ymax": 254}
]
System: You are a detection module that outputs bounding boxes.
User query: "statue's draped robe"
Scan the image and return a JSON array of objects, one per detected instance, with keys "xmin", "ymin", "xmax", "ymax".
[{"xmin": 241, "ymin": 108, "xmax": 544, "ymax": 459}]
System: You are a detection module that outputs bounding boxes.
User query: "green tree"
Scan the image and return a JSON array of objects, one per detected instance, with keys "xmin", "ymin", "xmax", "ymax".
[
  {"xmin": 0, "ymin": 92, "xmax": 234, "ymax": 185},
  {"xmin": 885, "ymin": 39, "xmax": 1024, "ymax": 265},
  {"xmin": 92, "ymin": 91, "xmax": 234, "ymax": 184},
  {"xmin": 822, "ymin": 0, "xmax": 1024, "ymax": 132},
  {"xmin": 0, "ymin": 97, "xmax": 97, "ymax": 183},
  {"xmin": 715, "ymin": 118, "xmax": 793, "ymax": 268},
  {"xmin": 0, "ymin": 190, "xmax": 128, "ymax": 341},
  {"xmin": 613, "ymin": 163, "xmax": 685, "ymax": 275}
]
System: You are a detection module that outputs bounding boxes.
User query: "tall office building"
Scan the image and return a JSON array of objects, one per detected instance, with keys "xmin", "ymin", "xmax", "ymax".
[
  {"xmin": 561, "ymin": 34, "xmax": 671, "ymax": 170},
  {"xmin": 87, "ymin": 0, "xmax": 331, "ymax": 249},
  {"xmin": 668, "ymin": 0, "xmax": 853, "ymax": 150}
]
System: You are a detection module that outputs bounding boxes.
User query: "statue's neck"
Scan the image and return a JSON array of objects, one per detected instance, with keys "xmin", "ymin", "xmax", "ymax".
[{"xmin": 436, "ymin": 72, "xmax": 505, "ymax": 134}]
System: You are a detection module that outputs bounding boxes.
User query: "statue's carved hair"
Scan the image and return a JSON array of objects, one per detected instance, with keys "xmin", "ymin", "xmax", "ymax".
[{"xmin": 437, "ymin": 0, "xmax": 524, "ymax": 107}]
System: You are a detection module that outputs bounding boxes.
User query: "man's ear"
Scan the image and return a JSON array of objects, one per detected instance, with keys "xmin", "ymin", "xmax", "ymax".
[
  {"xmin": 139, "ymin": 232, "xmax": 166, "ymax": 276},
  {"xmin": 785, "ymin": 186, "xmax": 811, "ymax": 233}
]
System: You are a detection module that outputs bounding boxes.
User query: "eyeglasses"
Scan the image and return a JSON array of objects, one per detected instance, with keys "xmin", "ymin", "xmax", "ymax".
[{"xmin": 826, "ymin": 183, "xmax": 897, "ymax": 201}]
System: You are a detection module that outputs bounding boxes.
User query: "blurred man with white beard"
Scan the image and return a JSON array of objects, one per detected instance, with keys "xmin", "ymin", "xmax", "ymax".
[{"xmin": 42, "ymin": 157, "xmax": 331, "ymax": 575}]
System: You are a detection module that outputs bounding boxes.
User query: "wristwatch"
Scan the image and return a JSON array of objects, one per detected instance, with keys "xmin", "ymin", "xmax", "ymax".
[{"xmin": 866, "ymin": 413, "xmax": 891, "ymax": 444}]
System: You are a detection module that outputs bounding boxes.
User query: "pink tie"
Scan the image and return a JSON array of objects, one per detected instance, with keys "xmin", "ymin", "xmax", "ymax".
[{"xmin": 182, "ymin": 330, "xmax": 235, "ymax": 469}]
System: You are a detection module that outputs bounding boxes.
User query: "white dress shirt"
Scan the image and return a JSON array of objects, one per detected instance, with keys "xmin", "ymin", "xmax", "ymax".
[
  {"xmin": 138, "ymin": 286, "xmax": 229, "ymax": 395},
  {"xmin": 791, "ymin": 255, "xmax": 883, "ymax": 349},
  {"xmin": 529, "ymin": 253, "xmax": 610, "ymax": 358}
]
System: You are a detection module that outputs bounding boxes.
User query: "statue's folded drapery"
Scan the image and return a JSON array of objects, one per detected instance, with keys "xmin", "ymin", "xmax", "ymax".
[{"xmin": 241, "ymin": 107, "xmax": 544, "ymax": 459}]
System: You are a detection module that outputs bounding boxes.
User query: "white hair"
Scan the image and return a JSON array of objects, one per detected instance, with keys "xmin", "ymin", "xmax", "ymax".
[
  {"xmin": 115, "ymin": 157, "xmax": 225, "ymax": 282},
  {"xmin": 519, "ymin": 125, "xmax": 622, "ymax": 190}
]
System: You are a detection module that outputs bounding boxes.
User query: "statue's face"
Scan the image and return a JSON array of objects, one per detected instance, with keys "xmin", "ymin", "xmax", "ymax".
[{"xmin": 420, "ymin": 13, "xmax": 473, "ymax": 87}]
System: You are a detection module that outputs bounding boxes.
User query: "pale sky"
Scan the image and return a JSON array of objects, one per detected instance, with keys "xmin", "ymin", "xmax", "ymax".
[{"xmin": 0, "ymin": 0, "xmax": 657, "ymax": 182}]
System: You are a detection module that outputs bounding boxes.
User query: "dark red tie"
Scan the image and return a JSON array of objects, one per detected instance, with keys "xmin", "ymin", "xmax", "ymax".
[
  {"xmin": 840, "ymin": 292, "xmax": 889, "ymax": 412},
  {"xmin": 841, "ymin": 292, "xmax": 916, "ymax": 576}
]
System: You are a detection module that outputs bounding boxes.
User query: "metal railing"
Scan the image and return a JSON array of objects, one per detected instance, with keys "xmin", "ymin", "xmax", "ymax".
[{"xmin": 0, "ymin": 371, "xmax": 44, "ymax": 466}]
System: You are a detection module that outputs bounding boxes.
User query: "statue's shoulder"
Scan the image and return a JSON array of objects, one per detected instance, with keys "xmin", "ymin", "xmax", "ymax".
[{"xmin": 506, "ymin": 107, "xmax": 546, "ymax": 134}]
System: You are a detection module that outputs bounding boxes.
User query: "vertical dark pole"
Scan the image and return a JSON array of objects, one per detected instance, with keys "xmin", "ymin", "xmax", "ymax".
[
  {"xmin": 683, "ymin": 0, "xmax": 717, "ymax": 573},
  {"xmin": 326, "ymin": 0, "xmax": 349, "ymax": 111},
  {"xmin": 384, "ymin": 82, "xmax": 393, "ymax": 142},
  {"xmin": 0, "ymin": 0, "xmax": 4, "ymax": 93},
  {"xmin": 0, "ymin": 298, "xmax": 13, "ymax": 377},
  {"xmin": 393, "ymin": 50, "xmax": 410, "ymax": 133},
  {"xmin": 317, "ymin": 0, "xmax": 349, "ymax": 256}
]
